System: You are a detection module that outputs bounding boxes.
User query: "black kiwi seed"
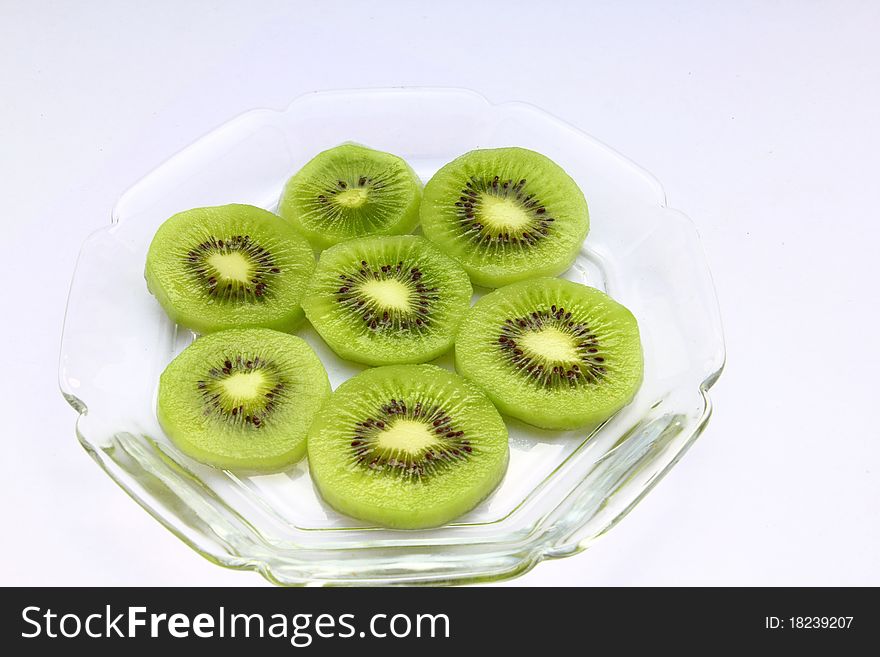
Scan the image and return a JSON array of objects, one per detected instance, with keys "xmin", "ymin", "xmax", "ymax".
[
  {"xmin": 184, "ymin": 234, "xmax": 281, "ymax": 303},
  {"xmin": 454, "ymin": 175, "xmax": 555, "ymax": 247},
  {"xmin": 196, "ymin": 356, "xmax": 287, "ymax": 429},
  {"xmin": 334, "ymin": 261, "xmax": 440, "ymax": 331},
  {"xmin": 347, "ymin": 399, "xmax": 472, "ymax": 479},
  {"xmin": 497, "ymin": 307, "xmax": 607, "ymax": 387}
]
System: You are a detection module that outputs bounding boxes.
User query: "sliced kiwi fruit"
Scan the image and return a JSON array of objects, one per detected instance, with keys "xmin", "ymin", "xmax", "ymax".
[
  {"xmin": 420, "ymin": 147, "xmax": 589, "ymax": 288},
  {"xmin": 278, "ymin": 143, "xmax": 422, "ymax": 249},
  {"xmin": 302, "ymin": 235, "xmax": 472, "ymax": 366},
  {"xmin": 455, "ymin": 278, "xmax": 642, "ymax": 430},
  {"xmin": 307, "ymin": 364, "xmax": 509, "ymax": 529},
  {"xmin": 157, "ymin": 328, "xmax": 330, "ymax": 471},
  {"xmin": 145, "ymin": 204, "xmax": 315, "ymax": 334}
]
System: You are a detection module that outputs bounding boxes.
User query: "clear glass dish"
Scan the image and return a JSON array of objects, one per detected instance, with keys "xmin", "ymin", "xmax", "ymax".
[{"xmin": 59, "ymin": 88, "xmax": 725, "ymax": 585}]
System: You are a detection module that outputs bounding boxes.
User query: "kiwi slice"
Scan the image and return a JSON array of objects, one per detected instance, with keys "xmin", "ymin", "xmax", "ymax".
[
  {"xmin": 278, "ymin": 144, "xmax": 422, "ymax": 249},
  {"xmin": 157, "ymin": 328, "xmax": 330, "ymax": 471},
  {"xmin": 420, "ymin": 147, "xmax": 589, "ymax": 288},
  {"xmin": 302, "ymin": 235, "xmax": 472, "ymax": 365},
  {"xmin": 145, "ymin": 204, "xmax": 315, "ymax": 334},
  {"xmin": 455, "ymin": 278, "xmax": 643, "ymax": 430},
  {"xmin": 307, "ymin": 364, "xmax": 509, "ymax": 529}
]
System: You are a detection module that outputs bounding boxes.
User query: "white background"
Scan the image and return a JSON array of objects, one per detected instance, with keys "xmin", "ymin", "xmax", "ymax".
[{"xmin": 2, "ymin": 0, "xmax": 878, "ymax": 586}]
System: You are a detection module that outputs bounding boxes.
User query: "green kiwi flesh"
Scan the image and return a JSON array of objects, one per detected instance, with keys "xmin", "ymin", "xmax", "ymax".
[
  {"xmin": 157, "ymin": 328, "xmax": 330, "ymax": 471},
  {"xmin": 455, "ymin": 278, "xmax": 642, "ymax": 430},
  {"xmin": 303, "ymin": 235, "xmax": 472, "ymax": 365},
  {"xmin": 279, "ymin": 143, "xmax": 422, "ymax": 249},
  {"xmin": 145, "ymin": 204, "xmax": 315, "ymax": 334},
  {"xmin": 307, "ymin": 364, "xmax": 509, "ymax": 529},
  {"xmin": 420, "ymin": 147, "xmax": 589, "ymax": 288}
]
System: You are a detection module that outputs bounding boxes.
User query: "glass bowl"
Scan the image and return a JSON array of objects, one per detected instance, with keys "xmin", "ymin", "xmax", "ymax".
[{"xmin": 59, "ymin": 88, "xmax": 725, "ymax": 585}]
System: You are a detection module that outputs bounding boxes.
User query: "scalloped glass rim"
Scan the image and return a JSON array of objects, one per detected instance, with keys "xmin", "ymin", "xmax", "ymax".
[{"xmin": 59, "ymin": 88, "xmax": 725, "ymax": 585}]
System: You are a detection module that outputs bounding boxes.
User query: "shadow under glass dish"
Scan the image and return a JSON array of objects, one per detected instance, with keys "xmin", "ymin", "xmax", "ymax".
[{"xmin": 59, "ymin": 88, "xmax": 725, "ymax": 585}]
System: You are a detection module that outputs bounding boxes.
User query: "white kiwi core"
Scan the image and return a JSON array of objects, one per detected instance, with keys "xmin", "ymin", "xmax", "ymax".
[
  {"xmin": 207, "ymin": 251, "xmax": 252, "ymax": 283},
  {"xmin": 520, "ymin": 327, "xmax": 579, "ymax": 363},
  {"xmin": 377, "ymin": 419, "xmax": 437, "ymax": 454},
  {"xmin": 220, "ymin": 370, "xmax": 268, "ymax": 401},
  {"xmin": 360, "ymin": 279, "xmax": 412, "ymax": 310},
  {"xmin": 335, "ymin": 188, "xmax": 370, "ymax": 208},
  {"xmin": 480, "ymin": 196, "xmax": 531, "ymax": 231}
]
